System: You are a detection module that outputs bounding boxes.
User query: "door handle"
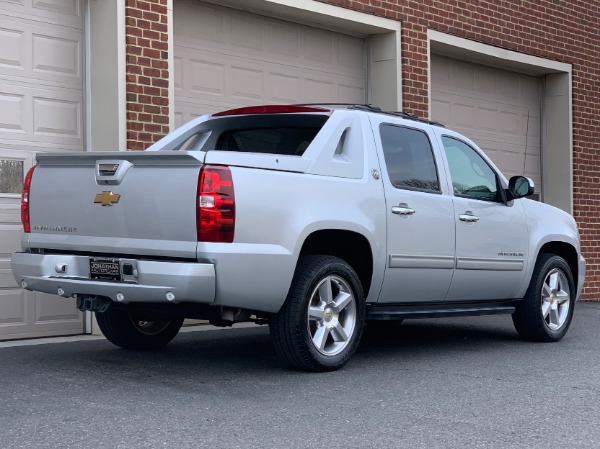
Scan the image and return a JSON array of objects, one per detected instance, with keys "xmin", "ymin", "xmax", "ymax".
[
  {"xmin": 459, "ymin": 211, "xmax": 479, "ymax": 222},
  {"xmin": 392, "ymin": 203, "xmax": 415, "ymax": 215}
]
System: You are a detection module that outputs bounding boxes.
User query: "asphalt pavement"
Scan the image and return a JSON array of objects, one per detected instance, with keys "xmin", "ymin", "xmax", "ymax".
[{"xmin": 2, "ymin": 302, "xmax": 600, "ymax": 449}]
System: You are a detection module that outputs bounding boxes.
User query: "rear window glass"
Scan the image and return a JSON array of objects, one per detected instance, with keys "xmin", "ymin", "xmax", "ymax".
[
  {"xmin": 217, "ymin": 127, "xmax": 321, "ymax": 155},
  {"xmin": 177, "ymin": 114, "xmax": 329, "ymax": 156}
]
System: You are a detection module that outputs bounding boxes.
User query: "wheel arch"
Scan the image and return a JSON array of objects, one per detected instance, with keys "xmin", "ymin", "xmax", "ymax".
[
  {"xmin": 299, "ymin": 229, "xmax": 374, "ymax": 299},
  {"xmin": 537, "ymin": 241, "xmax": 579, "ymax": 290}
]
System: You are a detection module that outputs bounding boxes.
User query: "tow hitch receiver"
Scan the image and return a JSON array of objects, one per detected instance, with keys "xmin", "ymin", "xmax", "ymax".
[{"xmin": 76, "ymin": 295, "xmax": 112, "ymax": 313}]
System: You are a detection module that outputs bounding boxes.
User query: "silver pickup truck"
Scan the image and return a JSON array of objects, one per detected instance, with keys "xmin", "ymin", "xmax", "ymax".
[{"xmin": 11, "ymin": 104, "xmax": 585, "ymax": 371}]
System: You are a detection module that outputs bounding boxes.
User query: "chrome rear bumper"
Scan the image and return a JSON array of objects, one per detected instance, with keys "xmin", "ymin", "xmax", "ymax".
[{"xmin": 11, "ymin": 252, "xmax": 215, "ymax": 304}]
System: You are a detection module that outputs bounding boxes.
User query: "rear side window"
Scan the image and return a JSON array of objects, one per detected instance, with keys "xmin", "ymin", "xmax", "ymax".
[{"xmin": 379, "ymin": 124, "xmax": 440, "ymax": 192}]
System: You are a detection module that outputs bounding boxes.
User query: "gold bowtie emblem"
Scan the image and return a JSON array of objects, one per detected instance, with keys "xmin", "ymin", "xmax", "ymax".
[{"xmin": 94, "ymin": 191, "xmax": 121, "ymax": 206}]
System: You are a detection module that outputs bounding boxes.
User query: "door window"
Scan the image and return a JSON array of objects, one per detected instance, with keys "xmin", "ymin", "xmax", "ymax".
[
  {"xmin": 442, "ymin": 136, "xmax": 499, "ymax": 202},
  {"xmin": 380, "ymin": 124, "xmax": 440, "ymax": 192}
]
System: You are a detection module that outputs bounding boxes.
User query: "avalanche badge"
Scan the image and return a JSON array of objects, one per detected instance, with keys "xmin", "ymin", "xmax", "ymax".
[{"xmin": 94, "ymin": 191, "xmax": 121, "ymax": 206}]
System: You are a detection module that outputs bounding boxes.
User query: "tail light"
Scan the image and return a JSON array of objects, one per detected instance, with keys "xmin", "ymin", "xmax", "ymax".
[
  {"xmin": 197, "ymin": 165, "xmax": 235, "ymax": 242},
  {"xmin": 21, "ymin": 165, "xmax": 37, "ymax": 233}
]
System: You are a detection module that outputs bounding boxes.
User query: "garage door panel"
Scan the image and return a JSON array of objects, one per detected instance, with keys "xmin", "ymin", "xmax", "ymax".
[
  {"xmin": 229, "ymin": 66, "xmax": 263, "ymax": 101},
  {"xmin": 32, "ymin": 33, "xmax": 81, "ymax": 78},
  {"xmin": 34, "ymin": 293, "xmax": 80, "ymax": 323},
  {"xmin": 0, "ymin": 27, "xmax": 23, "ymax": 70},
  {"xmin": 0, "ymin": 225, "xmax": 22, "ymax": 254},
  {"xmin": 269, "ymin": 73, "xmax": 301, "ymax": 103},
  {"xmin": 173, "ymin": 1, "xmax": 224, "ymax": 43},
  {"xmin": 175, "ymin": 0, "xmax": 366, "ymax": 123},
  {"xmin": 339, "ymin": 36, "xmax": 366, "ymax": 69},
  {"xmin": 522, "ymin": 77, "xmax": 541, "ymax": 102},
  {"xmin": 33, "ymin": 0, "xmax": 82, "ymax": 18},
  {"xmin": 477, "ymin": 66, "xmax": 499, "ymax": 94},
  {"xmin": 268, "ymin": 22, "xmax": 300, "ymax": 57},
  {"xmin": 0, "ymin": 289, "xmax": 26, "ymax": 326},
  {"xmin": 0, "ymin": 266, "xmax": 19, "ymax": 289},
  {"xmin": 0, "ymin": 0, "xmax": 82, "ymax": 30},
  {"xmin": 188, "ymin": 58, "xmax": 225, "ymax": 97},
  {"xmin": 453, "ymin": 60, "xmax": 476, "ymax": 90},
  {"xmin": 231, "ymin": 14, "xmax": 263, "ymax": 51},
  {"xmin": 499, "ymin": 110, "xmax": 521, "ymax": 136},
  {"xmin": 477, "ymin": 107, "xmax": 498, "ymax": 132},
  {"xmin": 0, "ymin": 15, "xmax": 83, "ymax": 87},
  {"xmin": 0, "ymin": 92, "xmax": 26, "ymax": 134},
  {"xmin": 304, "ymin": 78, "xmax": 335, "ymax": 102},
  {"xmin": 305, "ymin": 29, "xmax": 334, "ymax": 64},
  {"xmin": 339, "ymin": 83, "xmax": 366, "ymax": 103},
  {"xmin": 0, "ymin": 81, "xmax": 82, "ymax": 149},
  {"xmin": 432, "ymin": 55, "xmax": 541, "ymax": 196}
]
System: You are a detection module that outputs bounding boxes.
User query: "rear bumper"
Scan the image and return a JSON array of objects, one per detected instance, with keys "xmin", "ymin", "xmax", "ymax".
[{"xmin": 11, "ymin": 252, "xmax": 215, "ymax": 304}]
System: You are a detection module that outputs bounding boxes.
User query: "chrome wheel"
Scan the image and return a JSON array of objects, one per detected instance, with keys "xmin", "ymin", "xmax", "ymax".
[
  {"xmin": 541, "ymin": 268, "xmax": 570, "ymax": 330},
  {"xmin": 307, "ymin": 275, "xmax": 357, "ymax": 356},
  {"xmin": 513, "ymin": 254, "xmax": 574, "ymax": 342}
]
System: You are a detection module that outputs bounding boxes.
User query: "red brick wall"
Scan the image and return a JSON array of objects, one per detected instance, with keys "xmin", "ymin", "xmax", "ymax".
[
  {"xmin": 125, "ymin": 0, "xmax": 170, "ymax": 151},
  {"xmin": 125, "ymin": 0, "xmax": 600, "ymax": 299}
]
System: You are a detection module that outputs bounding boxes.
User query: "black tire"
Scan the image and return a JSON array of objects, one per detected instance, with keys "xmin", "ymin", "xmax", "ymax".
[
  {"xmin": 270, "ymin": 255, "xmax": 365, "ymax": 372},
  {"xmin": 95, "ymin": 308, "xmax": 184, "ymax": 350},
  {"xmin": 512, "ymin": 253, "xmax": 575, "ymax": 342}
]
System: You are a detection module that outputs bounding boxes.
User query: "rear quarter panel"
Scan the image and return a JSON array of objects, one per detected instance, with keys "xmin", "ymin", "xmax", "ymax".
[{"xmin": 198, "ymin": 163, "xmax": 387, "ymax": 313}]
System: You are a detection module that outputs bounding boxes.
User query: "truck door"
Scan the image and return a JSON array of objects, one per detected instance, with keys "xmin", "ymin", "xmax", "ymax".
[
  {"xmin": 372, "ymin": 120, "xmax": 456, "ymax": 303},
  {"xmin": 436, "ymin": 132, "xmax": 529, "ymax": 301}
]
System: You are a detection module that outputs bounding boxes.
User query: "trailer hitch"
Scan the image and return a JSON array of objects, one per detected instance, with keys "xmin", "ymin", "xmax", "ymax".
[{"xmin": 76, "ymin": 295, "xmax": 113, "ymax": 313}]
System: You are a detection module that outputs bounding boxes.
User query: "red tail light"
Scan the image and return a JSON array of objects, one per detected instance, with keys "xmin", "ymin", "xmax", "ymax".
[
  {"xmin": 197, "ymin": 165, "xmax": 235, "ymax": 243},
  {"xmin": 21, "ymin": 165, "xmax": 37, "ymax": 233}
]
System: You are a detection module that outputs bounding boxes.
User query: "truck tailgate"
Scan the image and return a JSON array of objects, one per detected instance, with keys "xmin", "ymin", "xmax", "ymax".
[{"xmin": 26, "ymin": 151, "xmax": 204, "ymax": 259}]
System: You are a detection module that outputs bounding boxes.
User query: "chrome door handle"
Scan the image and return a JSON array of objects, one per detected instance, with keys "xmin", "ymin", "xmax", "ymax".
[
  {"xmin": 392, "ymin": 203, "xmax": 415, "ymax": 215},
  {"xmin": 459, "ymin": 211, "xmax": 479, "ymax": 222}
]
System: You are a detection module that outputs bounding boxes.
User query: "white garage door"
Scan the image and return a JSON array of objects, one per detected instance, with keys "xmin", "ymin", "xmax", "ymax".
[
  {"xmin": 0, "ymin": 0, "xmax": 85, "ymax": 340},
  {"xmin": 431, "ymin": 55, "xmax": 542, "ymax": 197},
  {"xmin": 174, "ymin": 0, "xmax": 367, "ymax": 127}
]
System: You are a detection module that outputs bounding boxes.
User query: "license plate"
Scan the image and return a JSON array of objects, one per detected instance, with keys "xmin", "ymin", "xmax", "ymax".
[{"xmin": 89, "ymin": 258, "xmax": 121, "ymax": 281}]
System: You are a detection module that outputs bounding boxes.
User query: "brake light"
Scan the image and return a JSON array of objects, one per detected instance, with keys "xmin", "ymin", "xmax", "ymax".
[
  {"xmin": 197, "ymin": 165, "xmax": 235, "ymax": 243},
  {"xmin": 21, "ymin": 165, "xmax": 37, "ymax": 233},
  {"xmin": 212, "ymin": 105, "xmax": 329, "ymax": 116}
]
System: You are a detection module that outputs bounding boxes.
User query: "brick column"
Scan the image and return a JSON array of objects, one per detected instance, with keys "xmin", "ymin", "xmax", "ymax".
[{"xmin": 125, "ymin": 0, "xmax": 170, "ymax": 150}]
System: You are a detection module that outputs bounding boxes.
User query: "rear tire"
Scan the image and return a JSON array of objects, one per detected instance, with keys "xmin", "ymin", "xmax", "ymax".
[
  {"xmin": 512, "ymin": 253, "xmax": 575, "ymax": 342},
  {"xmin": 96, "ymin": 308, "xmax": 184, "ymax": 350},
  {"xmin": 270, "ymin": 256, "xmax": 365, "ymax": 372}
]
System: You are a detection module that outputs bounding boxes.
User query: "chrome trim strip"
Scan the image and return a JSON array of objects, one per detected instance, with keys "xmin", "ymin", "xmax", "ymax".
[
  {"xmin": 456, "ymin": 257, "xmax": 524, "ymax": 271},
  {"xmin": 389, "ymin": 254, "xmax": 454, "ymax": 269}
]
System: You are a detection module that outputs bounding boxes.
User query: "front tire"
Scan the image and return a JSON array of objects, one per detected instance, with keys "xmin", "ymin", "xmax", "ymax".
[
  {"xmin": 270, "ymin": 256, "xmax": 365, "ymax": 372},
  {"xmin": 512, "ymin": 253, "xmax": 575, "ymax": 342},
  {"xmin": 96, "ymin": 308, "xmax": 184, "ymax": 350}
]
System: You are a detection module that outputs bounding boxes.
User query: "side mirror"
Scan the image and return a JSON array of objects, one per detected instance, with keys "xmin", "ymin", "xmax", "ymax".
[{"xmin": 508, "ymin": 176, "xmax": 534, "ymax": 200}]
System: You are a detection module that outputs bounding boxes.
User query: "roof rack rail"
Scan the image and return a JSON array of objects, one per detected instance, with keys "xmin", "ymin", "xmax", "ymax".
[
  {"xmin": 293, "ymin": 103, "xmax": 445, "ymax": 127},
  {"xmin": 383, "ymin": 110, "xmax": 445, "ymax": 128}
]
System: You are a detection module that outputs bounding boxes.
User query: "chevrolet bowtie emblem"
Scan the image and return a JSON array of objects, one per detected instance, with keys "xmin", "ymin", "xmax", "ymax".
[{"xmin": 94, "ymin": 191, "xmax": 121, "ymax": 206}]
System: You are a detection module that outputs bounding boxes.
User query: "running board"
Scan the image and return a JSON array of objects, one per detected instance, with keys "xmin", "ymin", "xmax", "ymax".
[{"xmin": 366, "ymin": 300, "xmax": 519, "ymax": 320}]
